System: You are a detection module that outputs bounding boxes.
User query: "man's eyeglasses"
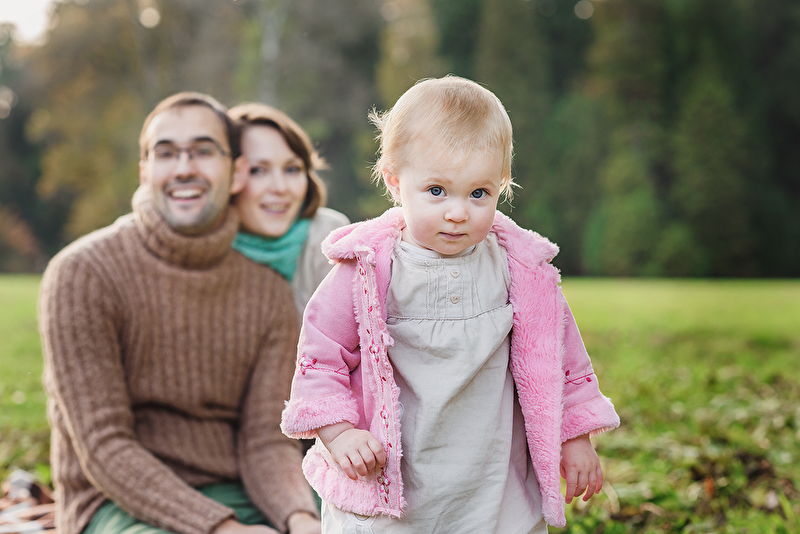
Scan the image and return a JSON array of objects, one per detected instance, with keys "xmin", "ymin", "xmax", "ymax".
[{"xmin": 149, "ymin": 140, "xmax": 231, "ymax": 162}]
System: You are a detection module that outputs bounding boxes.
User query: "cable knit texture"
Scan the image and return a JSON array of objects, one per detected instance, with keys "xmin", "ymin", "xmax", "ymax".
[{"xmin": 39, "ymin": 187, "xmax": 317, "ymax": 534}]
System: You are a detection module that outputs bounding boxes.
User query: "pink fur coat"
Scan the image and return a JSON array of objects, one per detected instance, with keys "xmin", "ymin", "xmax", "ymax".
[{"xmin": 281, "ymin": 207, "xmax": 619, "ymax": 527}]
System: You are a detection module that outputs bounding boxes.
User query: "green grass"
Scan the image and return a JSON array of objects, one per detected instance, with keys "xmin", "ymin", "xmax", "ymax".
[
  {"xmin": 0, "ymin": 274, "xmax": 46, "ymax": 430},
  {"xmin": 0, "ymin": 274, "xmax": 49, "ymax": 484},
  {"xmin": 557, "ymin": 278, "xmax": 800, "ymax": 533},
  {"xmin": 1, "ymin": 275, "xmax": 799, "ymax": 531}
]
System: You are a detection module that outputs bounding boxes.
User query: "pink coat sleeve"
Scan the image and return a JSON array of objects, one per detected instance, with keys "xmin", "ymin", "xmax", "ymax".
[
  {"xmin": 281, "ymin": 261, "xmax": 364, "ymax": 439},
  {"xmin": 559, "ymin": 292, "xmax": 620, "ymax": 442}
]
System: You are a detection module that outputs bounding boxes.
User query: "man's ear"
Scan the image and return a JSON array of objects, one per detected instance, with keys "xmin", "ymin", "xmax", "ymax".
[
  {"xmin": 382, "ymin": 166, "xmax": 401, "ymax": 204},
  {"xmin": 230, "ymin": 156, "xmax": 249, "ymax": 195},
  {"xmin": 139, "ymin": 160, "xmax": 148, "ymax": 186}
]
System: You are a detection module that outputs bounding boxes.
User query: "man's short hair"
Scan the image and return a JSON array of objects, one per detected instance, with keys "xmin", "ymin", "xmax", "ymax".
[{"xmin": 139, "ymin": 92, "xmax": 240, "ymax": 160}]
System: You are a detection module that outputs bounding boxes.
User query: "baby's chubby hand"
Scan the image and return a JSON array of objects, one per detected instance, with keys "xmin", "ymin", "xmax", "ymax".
[
  {"xmin": 560, "ymin": 434, "xmax": 604, "ymax": 504},
  {"xmin": 318, "ymin": 422, "xmax": 386, "ymax": 480}
]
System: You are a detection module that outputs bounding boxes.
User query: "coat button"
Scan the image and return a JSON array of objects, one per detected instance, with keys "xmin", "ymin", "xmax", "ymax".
[
  {"xmin": 450, "ymin": 294, "xmax": 460, "ymax": 304},
  {"xmin": 450, "ymin": 269, "xmax": 460, "ymax": 278}
]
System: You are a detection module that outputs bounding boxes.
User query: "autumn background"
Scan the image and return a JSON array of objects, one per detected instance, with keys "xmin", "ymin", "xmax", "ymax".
[
  {"xmin": 1, "ymin": 0, "xmax": 799, "ymax": 532},
  {"xmin": 1, "ymin": 0, "xmax": 799, "ymax": 276}
]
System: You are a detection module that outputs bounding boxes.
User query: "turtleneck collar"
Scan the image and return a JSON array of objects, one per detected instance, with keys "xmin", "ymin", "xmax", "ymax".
[{"xmin": 132, "ymin": 185, "xmax": 240, "ymax": 270}]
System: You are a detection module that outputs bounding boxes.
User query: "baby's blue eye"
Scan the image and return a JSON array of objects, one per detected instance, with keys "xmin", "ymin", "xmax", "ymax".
[
  {"xmin": 429, "ymin": 186, "xmax": 444, "ymax": 196},
  {"xmin": 471, "ymin": 189, "xmax": 488, "ymax": 199}
]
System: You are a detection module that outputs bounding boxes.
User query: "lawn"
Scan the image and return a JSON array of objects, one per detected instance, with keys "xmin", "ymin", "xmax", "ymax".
[
  {"xmin": 0, "ymin": 274, "xmax": 49, "ymax": 485},
  {"xmin": 558, "ymin": 278, "xmax": 800, "ymax": 533},
  {"xmin": 1, "ymin": 275, "xmax": 798, "ymax": 532}
]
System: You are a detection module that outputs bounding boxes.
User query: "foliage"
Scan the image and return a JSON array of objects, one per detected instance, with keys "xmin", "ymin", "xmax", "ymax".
[
  {"xmin": 1, "ymin": 0, "xmax": 800, "ymax": 275},
  {"xmin": 582, "ymin": 143, "xmax": 664, "ymax": 276},
  {"xmin": 0, "ymin": 25, "xmax": 73, "ymax": 267},
  {"xmin": 672, "ymin": 58, "xmax": 754, "ymax": 276},
  {"xmin": 375, "ymin": 0, "xmax": 444, "ymax": 106}
]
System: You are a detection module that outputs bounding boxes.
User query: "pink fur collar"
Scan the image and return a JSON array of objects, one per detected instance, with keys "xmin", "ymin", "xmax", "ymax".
[{"xmin": 322, "ymin": 207, "xmax": 559, "ymax": 265}]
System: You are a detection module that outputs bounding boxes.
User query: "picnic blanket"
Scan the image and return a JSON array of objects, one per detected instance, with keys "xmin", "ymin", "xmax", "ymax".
[{"xmin": 0, "ymin": 471, "xmax": 55, "ymax": 534}]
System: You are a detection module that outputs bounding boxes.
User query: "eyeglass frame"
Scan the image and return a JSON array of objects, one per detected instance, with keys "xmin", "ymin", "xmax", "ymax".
[{"xmin": 146, "ymin": 137, "xmax": 232, "ymax": 163}]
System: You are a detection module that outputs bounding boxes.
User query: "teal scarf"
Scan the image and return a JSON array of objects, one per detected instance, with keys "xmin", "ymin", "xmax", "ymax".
[{"xmin": 232, "ymin": 218, "xmax": 312, "ymax": 281}]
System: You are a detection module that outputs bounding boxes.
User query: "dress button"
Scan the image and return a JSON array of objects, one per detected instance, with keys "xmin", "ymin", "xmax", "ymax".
[
  {"xmin": 450, "ymin": 294, "xmax": 460, "ymax": 304},
  {"xmin": 450, "ymin": 269, "xmax": 460, "ymax": 278}
]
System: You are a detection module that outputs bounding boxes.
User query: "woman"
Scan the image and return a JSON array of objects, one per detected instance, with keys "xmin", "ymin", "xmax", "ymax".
[{"xmin": 228, "ymin": 103, "xmax": 350, "ymax": 315}]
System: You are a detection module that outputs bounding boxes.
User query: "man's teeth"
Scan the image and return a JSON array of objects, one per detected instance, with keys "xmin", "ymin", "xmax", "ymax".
[{"xmin": 171, "ymin": 189, "xmax": 203, "ymax": 199}]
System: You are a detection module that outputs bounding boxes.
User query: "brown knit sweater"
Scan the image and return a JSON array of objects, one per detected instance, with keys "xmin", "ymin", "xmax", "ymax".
[{"xmin": 39, "ymin": 189, "xmax": 317, "ymax": 534}]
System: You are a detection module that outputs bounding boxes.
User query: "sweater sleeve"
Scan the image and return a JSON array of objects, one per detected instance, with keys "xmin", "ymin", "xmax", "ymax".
[
  {"xmin": 39, "ymin": 254, "xmax": 235, "ymax": 534},
  {"xmin": 559, "ymin": 292, "xmax": 621, "ymax": 442},
  {"xmin": 237, "ymin": 277, "xmax": 319, "ymax": 532},
  {"xmin": 281, "ymin": 261, "xmax": 363, "ymax": 439}
]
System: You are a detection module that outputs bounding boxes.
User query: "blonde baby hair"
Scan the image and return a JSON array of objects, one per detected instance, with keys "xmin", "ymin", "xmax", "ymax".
[{"xmin": 370, "ymin": 75, "xmax": 515, "ymax": 201}]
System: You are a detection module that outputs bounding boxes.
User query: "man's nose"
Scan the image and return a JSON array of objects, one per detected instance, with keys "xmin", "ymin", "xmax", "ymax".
[{"xmin": 173, "ymin": 151, "xmax": 197, "ymax": 176}]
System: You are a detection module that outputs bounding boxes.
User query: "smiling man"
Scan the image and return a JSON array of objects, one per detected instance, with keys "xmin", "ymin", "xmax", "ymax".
[
  {"xmin": 138, "ymin": 98, "xmax": 241, "ymax": 235},
  {"xmin": 38, "ymin": 93, "xmax": 320, "ymax": 534}
]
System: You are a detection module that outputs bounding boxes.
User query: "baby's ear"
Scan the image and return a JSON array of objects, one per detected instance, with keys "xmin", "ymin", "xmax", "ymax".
[{"xmin": 382, "ymin": 165, "xmax": 402, "ymax": 204}]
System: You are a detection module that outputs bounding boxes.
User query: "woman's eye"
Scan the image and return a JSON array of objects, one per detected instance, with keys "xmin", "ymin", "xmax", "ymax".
[
  {"xmin": 249, "ymin": 165, "xmax": 267, "ymax": 176},
  {"xmin": 471, "ymin": 189, "xmax": 488, "ymax": 199},
  {"xmin": 429, "ymin": 186, "xmax": 444, "ymax": 196},
  {"xmin": 285, "ymin": 165, "xmax": 304, "ymax": 175}
]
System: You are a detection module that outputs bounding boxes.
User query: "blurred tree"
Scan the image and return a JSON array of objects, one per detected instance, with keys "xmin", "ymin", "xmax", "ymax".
[
  {"xmin": 428, "ymin": 0, "xmax": 482, "ymax": 78},
  {"xmin": 587, "ymin": 0, "xmax": 667, "ymax": 123},
  {"xmin": 1, "ymin": 0, "xmax": 797, "ymax": 276},
  {"xmin": 580, "ymin": 0, "xmax": 669, "ymax": 274},
  {"xmin": 671, "ymin": 46, "xmax": 756, "ymax": 276},
  {"xmin": 536, "ymin": 92, "xmax": 606, "ymax": 273},
  {"xmin": 375, "ymin": 0, "xmax": 444, "ymax": 107},
  {"xmin": 537, "ymin": 0, "xmax": 595, "ymax": 96},
  {"xmin": 748, "ymin": 0, "xmax": 800, "ymax": 275},
  {"xmin": 0, "ymin": 23, "xmax": 72, "ymax": 270},
  {"xmin": 582, "ymin": 141, "xmax": 664, "ymax": 276},
  {"xmin": 27, "ymin": 0, "xmax": 149, "ymax": 239}
]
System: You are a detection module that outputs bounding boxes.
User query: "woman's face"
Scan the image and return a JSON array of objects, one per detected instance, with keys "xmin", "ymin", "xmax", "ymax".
[{"xmin": 235, "ymin": 125, "xmax": 309, "ymax": 238}]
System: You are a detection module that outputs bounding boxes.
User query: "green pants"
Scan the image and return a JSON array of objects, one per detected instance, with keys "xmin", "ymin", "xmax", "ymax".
[{"xmin": 82, "ymin": 483, "xmax": 275, "ymax": 534}]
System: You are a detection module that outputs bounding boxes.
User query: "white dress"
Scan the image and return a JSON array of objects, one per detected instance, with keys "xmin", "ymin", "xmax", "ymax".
[{"xmin": 322, "ymin": 234, "xmax": 547, "ymax": 534}]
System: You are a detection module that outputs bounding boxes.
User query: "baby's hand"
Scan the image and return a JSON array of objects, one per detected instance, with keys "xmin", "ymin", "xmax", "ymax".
[
  {"xmin": 560, "ymin": 434, "xmax": 603, "ymax": 504},
  {"xmin": 318, "ymin": 422, "xmax": 386, "ymax": 480}
]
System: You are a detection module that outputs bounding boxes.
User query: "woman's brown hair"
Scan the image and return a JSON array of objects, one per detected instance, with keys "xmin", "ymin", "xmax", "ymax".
[{"xmin": 228, "ymin": 103, "xmax": 327, "ymax": 218}]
